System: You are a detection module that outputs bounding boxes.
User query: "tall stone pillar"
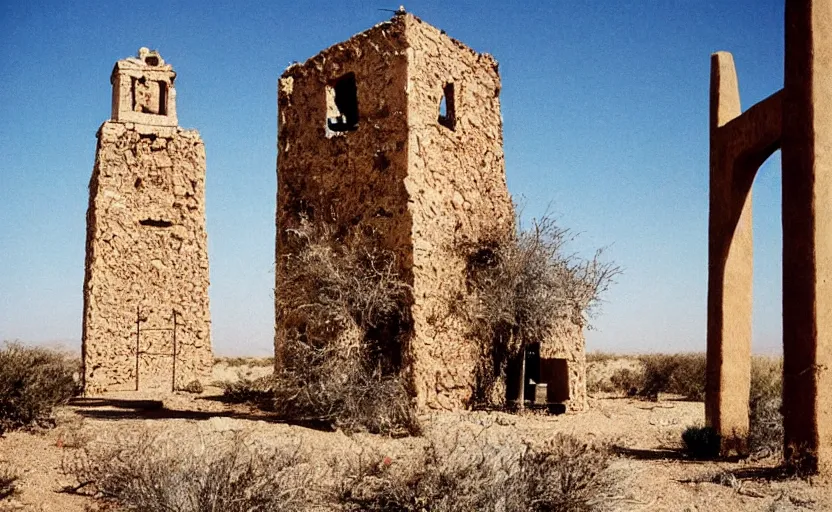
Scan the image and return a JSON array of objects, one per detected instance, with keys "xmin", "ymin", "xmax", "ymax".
[
  {"xmin": 82, "ymin": 48, "xmax": 212, "ymax": 394},
  {"xmin": 782, "ymin": 0, "xmax": 832, "ymax": 474}
]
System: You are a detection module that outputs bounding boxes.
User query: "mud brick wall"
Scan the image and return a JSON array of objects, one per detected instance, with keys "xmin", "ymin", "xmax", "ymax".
[{"xmin": 82, "ymin": 121, "xmax": 212, "ymax": 393}]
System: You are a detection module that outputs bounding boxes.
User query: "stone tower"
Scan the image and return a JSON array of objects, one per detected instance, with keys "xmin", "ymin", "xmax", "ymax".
[
  {"xmin": 82, "ymin": 48, "xmax": 212, "ymax": 394},
  {"xmin": 276, "ymin": 13, "xmax": 590, "ymax": 412}
]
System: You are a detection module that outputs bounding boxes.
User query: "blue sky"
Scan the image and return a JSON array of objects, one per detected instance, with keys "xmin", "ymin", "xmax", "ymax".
[{"xmin": 0, "ymin": 1, "xmax": 785, "ymax": 356}]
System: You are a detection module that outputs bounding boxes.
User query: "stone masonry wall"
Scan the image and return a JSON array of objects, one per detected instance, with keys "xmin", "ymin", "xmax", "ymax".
[
  {"xmin": 540, "ymin": 317, "xmax": 587, "ymax": 411},
  {"xmin": 275, "ymin": 18, "xmax": 414, "ymax": 370},
  {"xmin": 82, "ymin": 121, "xmax": 212, "ymax": 393},
  {"xmin": 276, "ymin": 13, "xmax": 586, "ymax": 412},
  {"xmin": 402, "ymin": 16, "xmax": 514, "ymax": 409}
]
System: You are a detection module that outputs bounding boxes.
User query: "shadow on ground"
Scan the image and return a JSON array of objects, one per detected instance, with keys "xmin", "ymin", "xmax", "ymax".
[
  {"xmin": 68, "ymin": 397, "xmax": 334, "ymax": 432},
  {"xmin": 613, "ymin": 445, "xmax": 690, "ymax": 461}
]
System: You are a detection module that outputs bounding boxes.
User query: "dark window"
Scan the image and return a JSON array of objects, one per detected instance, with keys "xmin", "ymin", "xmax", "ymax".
[
  {"xmin": 157, "ymin": 81, "xmax": 168, "ymax": 115},
  {"xmin": 140, "ymin": 218, "xmax": 173, "ymax": 228},
  {"xmin": 326, "ymin": 73, "xmax": 359, "ymax": 133},
  {"xmin": 438, "ymin": 83, "xmax": 456, "ymax": 130}
]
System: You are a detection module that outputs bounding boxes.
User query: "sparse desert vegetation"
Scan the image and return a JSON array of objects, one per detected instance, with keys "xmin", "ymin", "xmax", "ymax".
[
  {"xmin": 455, "ymin": 213, "xmax": 620, "ymax": 407},
  {"xmin": 65, "ymin": 428, "xmax": 623, "ymax": 512},
  {"xmin": 338, "ymin": 433, "xmax": 622, "ymax": 512},
  {"xmin": 67, "ymin": 432, "xmax": 318, "ymax": 512},
  {"xmin": 0, "ymin": 342, "xmax": 80, "ymax": 435},
  {"xmin": 588, "ymin": 352, "xmax": 785, "ymax": 461},
  {"xmin": 0, "ymin": 349, "xmax": 826, "ymax": 512}
]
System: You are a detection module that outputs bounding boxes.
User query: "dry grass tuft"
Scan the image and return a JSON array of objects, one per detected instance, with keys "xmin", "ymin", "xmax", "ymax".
[
  {"xmin": 749, "ymin": 357, "xmax": 783, "ymax": 456},
  {"xmin": 339, "ymin": 432, "xmax": 623, "ymax": 512},
  {"xmin": 0, "ymin": 465, "xmax": 17, "ymax": 500},
  {"xmin": 66, "ymin": 432, "xmax": 319, "ymax": 512},
  {"xmin": 221, "ymin": 376, "xmax": 275, "ymax": 409},
  {"xmin": 181, "ymin": 379, "xmax": 204, "ymax": 394},
  {"xmin": 0, "ymin": 341, "xmax": 80, "ymax": 435}
]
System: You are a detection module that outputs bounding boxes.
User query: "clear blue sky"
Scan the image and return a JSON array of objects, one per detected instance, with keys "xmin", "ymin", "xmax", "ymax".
[{"xmin": 0, "ymin": 1, "xmax": 785, "ymax": 356}]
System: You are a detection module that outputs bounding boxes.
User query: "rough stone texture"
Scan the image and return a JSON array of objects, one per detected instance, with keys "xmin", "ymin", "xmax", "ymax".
[
  {"xmin": 540, "ymin": 318, "xmax": 587, "ymax": 412},
  {"xmin": 82, "ymin": 49, "xmax": 212, "ymax": 394},
  {"xmin": 707, "ymin": 0, "xmax": 831, "ymax": 473},
  {"xmin": 111, "ymin": 48, "xmax": 178, "ymax": 127},
  {"xmin": 276, "ymin": 13, "xmax": 587, "ymax": 411}
]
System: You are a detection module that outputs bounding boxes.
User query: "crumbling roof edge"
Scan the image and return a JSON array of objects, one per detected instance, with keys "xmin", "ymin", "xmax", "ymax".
[{"xmin": 280, "ymin": 12, "xmax": 499, "ymax": 80}]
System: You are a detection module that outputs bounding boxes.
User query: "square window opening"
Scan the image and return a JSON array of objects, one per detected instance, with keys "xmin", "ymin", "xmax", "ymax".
[{"xmin": 326, "ymin": 73, "xmax": 359, "ymax": 134}]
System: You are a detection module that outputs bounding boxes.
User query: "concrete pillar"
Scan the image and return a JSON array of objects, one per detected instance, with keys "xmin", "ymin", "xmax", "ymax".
[
  {"xmin": 706, "ymin": 52, "xmax": 754, "ymax": 454},
  {"xmin": 782, "ymin": 0, "xmax": 832, "ymax": 474}
]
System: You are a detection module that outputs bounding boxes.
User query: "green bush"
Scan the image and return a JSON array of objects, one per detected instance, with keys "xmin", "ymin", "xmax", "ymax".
[
  {"xmin": 0, "ymin": 342, "xmax": 79, "ymax": 435},
  {"xmin": 681, "ymin": 426, "xmax": 721, "ymax": 460}
]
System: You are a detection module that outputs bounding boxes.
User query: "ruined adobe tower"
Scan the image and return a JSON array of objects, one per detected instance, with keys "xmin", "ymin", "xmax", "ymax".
[
  {"xmin": 82, "ymin": 48, "xmax": 212, "ymax": 393},
  {"xmin": 276, "ymin": 13, "xmax": 586, "ymax": 411}
]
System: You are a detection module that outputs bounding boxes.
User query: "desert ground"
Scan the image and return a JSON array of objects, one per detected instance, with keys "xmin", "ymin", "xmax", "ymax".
[{"xmin": 1, "ymin": 356, "xmax": 829, "ymax": 511}]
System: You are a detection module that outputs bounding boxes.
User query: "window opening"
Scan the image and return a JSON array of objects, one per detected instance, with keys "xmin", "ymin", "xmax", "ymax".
[
  {"xmin": 438, "ymin": 82, "xmax": 456, "ymax": 130},
  {"xmin": 326, "ymin": 73, "xmax": 359, "ymax": 134},
  {"xmin": 140, "ymin": 218, "xmax": 173, "ymax": 228},
  {"xmin": 157, "ymin": 81, "xmax": 168, "ymax": 116}
]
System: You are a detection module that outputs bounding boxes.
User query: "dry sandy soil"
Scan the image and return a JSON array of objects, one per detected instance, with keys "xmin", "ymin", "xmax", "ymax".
[{"xmin": 1, "ymin": 358, "xmax": 829, "ymax": 511}]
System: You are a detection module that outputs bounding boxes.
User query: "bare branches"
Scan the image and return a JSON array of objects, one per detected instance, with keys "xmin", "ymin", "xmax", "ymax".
[
  {"xmin": 275, "ymin": 221, "xmax": 418, "ymax": 435},
  {"xmin": 457, "ymin": 211, "xmax": 621, "ymax": 405}
]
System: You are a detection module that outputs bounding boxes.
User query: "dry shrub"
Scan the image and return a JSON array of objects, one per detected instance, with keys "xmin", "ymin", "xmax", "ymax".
[
  {"xmin": 182, "ymin": 379, "xmax": 204, "ymax": 394},
  {"xmin": 585, "ymin": 355, "xmax": 641, "ymax": 394},
  {"xmin": 634, "ymin": 354, "xmax": 705, "ymax": 401},
  {"xmin": 0, "ymin": 465, "xmax": 17, "ymax": 500},
  {"xmin": 585, "ymin": 351, "xmax": 623, "ymax": 363},
  {"xmin": 749, "ymin": 356, "xmax": 783, "ymax": 456},
  {"xmin": 67, "ymin": 432, "xmax": 317, "ymax": 512},
  {"xmin": 221, "ymin": 375, "xmax": 275, "ymax": 408},
  {"xmin": 274, "ymin": 222, "xmax": 419, "ymax": 436},
  {"xmin": 215, "ymin": 356, "xmax": 274, "ymax": 367},
  {"xmin": 681, "ymin": 425, "xmax": 721, "ymax": 459},
  {"xmin": 339, "ymin": 433, "xmax": 622, "ymax": 512},
  {"xmin": 607, "ymin": 367, "xmax": 642, "ymax": 396},
  {"xmin": 458, "ymin": 214, "xmax": 620, "ymax": 406},
  {"xmin": 0, "ymin": 342, "xmax": 80, "ymax": 435}
]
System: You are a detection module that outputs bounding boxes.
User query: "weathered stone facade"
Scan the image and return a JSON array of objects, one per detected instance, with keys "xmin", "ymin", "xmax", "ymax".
[
  {"xmin": 540, "ymin": 318, "xmax": 587, "ymax": 412},
  {"xmin": 82, "ymin": 49, "xmax": 212, "ymax": 394},
  {"xmin": 707, "ymin": 0, "xmax": 832, "ymax": 474},
  {"xmin": 276, "ymin": 14, "xmax": 586, "ymax": 411}
]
